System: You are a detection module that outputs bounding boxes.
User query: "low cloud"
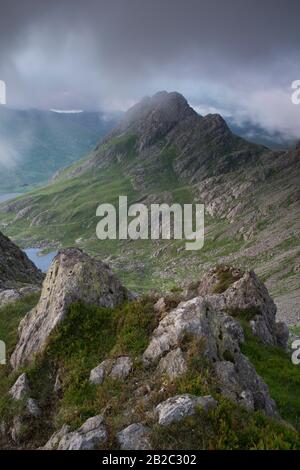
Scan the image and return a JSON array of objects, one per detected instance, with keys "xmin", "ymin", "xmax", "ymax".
[{"xmin": 0, "ymin": 0, "xmax": 299, "ymax": 139}]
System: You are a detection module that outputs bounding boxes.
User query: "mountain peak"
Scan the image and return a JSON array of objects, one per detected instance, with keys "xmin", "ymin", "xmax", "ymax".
[{"xmin": 105, "ymin": 91, "xmax": 199, "ymax": 148}]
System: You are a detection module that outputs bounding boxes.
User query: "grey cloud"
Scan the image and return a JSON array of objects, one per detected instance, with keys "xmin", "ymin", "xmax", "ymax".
[{"xmin": 0, "ymin": 0, "xmax": 300, "ymax": 137}]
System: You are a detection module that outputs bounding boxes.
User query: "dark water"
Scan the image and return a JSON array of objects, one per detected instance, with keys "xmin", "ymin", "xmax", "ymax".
[
  {"xmin": 24, "ymin": 248, "xmax": 58, "ymax": 273},
  {"xmin": 0, "ymin": 193, "xmax": 22, "ymax": 203}
]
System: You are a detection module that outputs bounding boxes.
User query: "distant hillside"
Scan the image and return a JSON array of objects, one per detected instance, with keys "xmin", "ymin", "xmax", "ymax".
[
  {"xmin": 0, "ymin": 108, "xmax": 119, "ymax": 193},
  {"xmin": 0, "ymin": 91, "xmax": 299, "ymax": 326}
]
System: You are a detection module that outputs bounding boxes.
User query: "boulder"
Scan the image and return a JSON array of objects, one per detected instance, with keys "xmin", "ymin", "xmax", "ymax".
[
  {"xmin": 143, "ymin": 294, "xmax": 277, "ymax": 417},
  {"xmin": 11, "ymin": 248, "xmax": 129, "ymax": 369},
  {"xmin": 89, "ymin": 356, "xmax": 133, "ymax": 385},
  {"xmin": 89, "ymin": 359, "xmax": 113, "ymax": 385},
  {"xmin": 9, "ymin": 373, "xmax": 30, "ymax": 401},
  {"xmin": 43, "ymin": 415, "xmax": 107, "ymax": 450},
  {"xmin": 110, "ymin": 356, "xmax": 133, "ymax": 380},
  {"xmin": 214, "ymin": 359, "xmax": 277, "ymax": 416},
  {"xmin": 186, "ymin": 267, "xmax": 288, "ymax": 348},
  {"xmin": 155, "ymin": 394, "xmax": 217, "ymax": 426},
  {"xmin": 117, "ymin": 423, "xmax": 152, "ymax": 450}
]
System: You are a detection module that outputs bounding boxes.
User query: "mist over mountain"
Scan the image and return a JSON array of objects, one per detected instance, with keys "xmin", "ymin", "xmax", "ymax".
[{"xmin": 0, "ymin": 107, "xmax": 119, "ymax": 193}]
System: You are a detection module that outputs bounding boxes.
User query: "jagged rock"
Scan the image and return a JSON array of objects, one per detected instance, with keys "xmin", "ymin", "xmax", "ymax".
[
  {"xmin": 26, "ymin": 398, "xmax": 41, "ymax": 417},
  {"xmin": 9, "ymin": 373, "xmax": 30, "ymax": 401},
  {"xmin": 110, "ymin": 356, "xmax": 133, "ymax": 380},
  {"xmin": 89, "ymin": 359, "xmax": 113, "ymax": 385},
  {"xmin": 43, "ymin": 424, "xmax": 70, "ymax": 450},
  {"xmin": 43, "ymin": 415, "xmax": 107, "ymax": 450},
  {"xmin": 185, "ymin": 266, "xmax": 244, "ymax": 299},
  {"xmin": 143, "ymin": 293, "xmax": 277, "ymax": 416},
  {"xmin": 89, "ymin": 357, "xmax": 133, "ymax": 385},
  {"xmin": 214, "ymin": 359, "xmax": 277, "ymax": 416},
  {"xmin": 11, "ymin": 248, "xmax": 129, "ymax": 369},
  {"xmin": 143, "ymin": 296, "xmax": 244, "ymax": 366},
  {"xmin": 155, "ymin": 394, "xmax": 217, "ymax": 426},
  {"xmin": 117, "ymin": 423, "xmax": 152, "ymax": 450},
  {"xmin": 186, "ymin": 267, "xmax": 288, "ymax": 348},
  {"xmin": 157, "ymin": 348, "xmax": 187, "ymax": 379}
]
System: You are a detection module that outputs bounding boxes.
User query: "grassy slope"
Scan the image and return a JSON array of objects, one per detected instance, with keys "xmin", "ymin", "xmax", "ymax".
[
  {"xmin": 1, "ymin": 132, "xmax": 299, "ymax": 303},
  {"xmin": 0, "ymin": 170, "xmax": 244, "ymax": 293}
]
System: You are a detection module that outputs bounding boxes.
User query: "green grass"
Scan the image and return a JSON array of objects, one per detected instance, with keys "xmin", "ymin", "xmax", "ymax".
[
  {"xmin": 149, "ymin": 333, "xmax": 300, "ymax": 450},
  {"xmin": 0, "ymin": 293, "xmax": 41, "ymax": 428},
  {"xmin": 150, "ymin": 400, "xmax": 300, "ymax": 450},
  {"xmin": 291, "ymin": 326, "xmax": 300, "ymax": 337},
  {"xmin": 22, "ymin": 297, "xmax": 158, "ymax": 430},
  {"xmin": 241, "ymin": 325, "xmax": 300, "ymax": 431},
  {"xmin": 0, "ymin": 293, "xmax": 40, "ymax": 356}
]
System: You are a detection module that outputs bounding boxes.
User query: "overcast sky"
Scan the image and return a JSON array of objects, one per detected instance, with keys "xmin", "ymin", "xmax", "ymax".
[{"xmin": 0, "ymin": 0, "xmax": 300, "ymax": 138}]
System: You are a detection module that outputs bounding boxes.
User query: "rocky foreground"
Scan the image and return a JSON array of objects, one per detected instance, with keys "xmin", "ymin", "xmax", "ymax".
[{"xmin": 1, "ymin": 248, "xmax": 299, "ymax": 450}]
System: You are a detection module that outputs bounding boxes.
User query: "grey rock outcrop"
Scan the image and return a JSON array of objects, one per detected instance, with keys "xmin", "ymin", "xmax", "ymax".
[
  {"xmin": 143, "ymin": 291, "xmax": 277, "ymax": 416},
  {"xmin": 11, "ymin": 248, "xmax": 129, "ymax": 369},
  {"xmin": 214, "ymin": 358, "xmax": 277, "ymax": 416},
  {"xmin": 43, "ymin": 415, "xmax": 107, "ymax": 450},
  {"xmin": 117, "ymin": 423, "xmax": 152, "ymax": 450},
  {"xmin": 110, "ymin": 356, "xmax": 133, "ymax": 380},
  {"xmin": 186, "ymin": 267, "xmax": 288, "ymax": 348},
  {"xmin": 9, "ymin": 373, "xmax": 30, "ymax": 401},
  {"xmin": 155, "ymin": 394, "xmax": 217, "ymax": 426},
  {"xmin": 89, "ymin": 356, "xmax": 133, "ymax": 385},
  {"xmin": 89, "ymin": 359, "xmax": 113, "ymax": 385}
]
